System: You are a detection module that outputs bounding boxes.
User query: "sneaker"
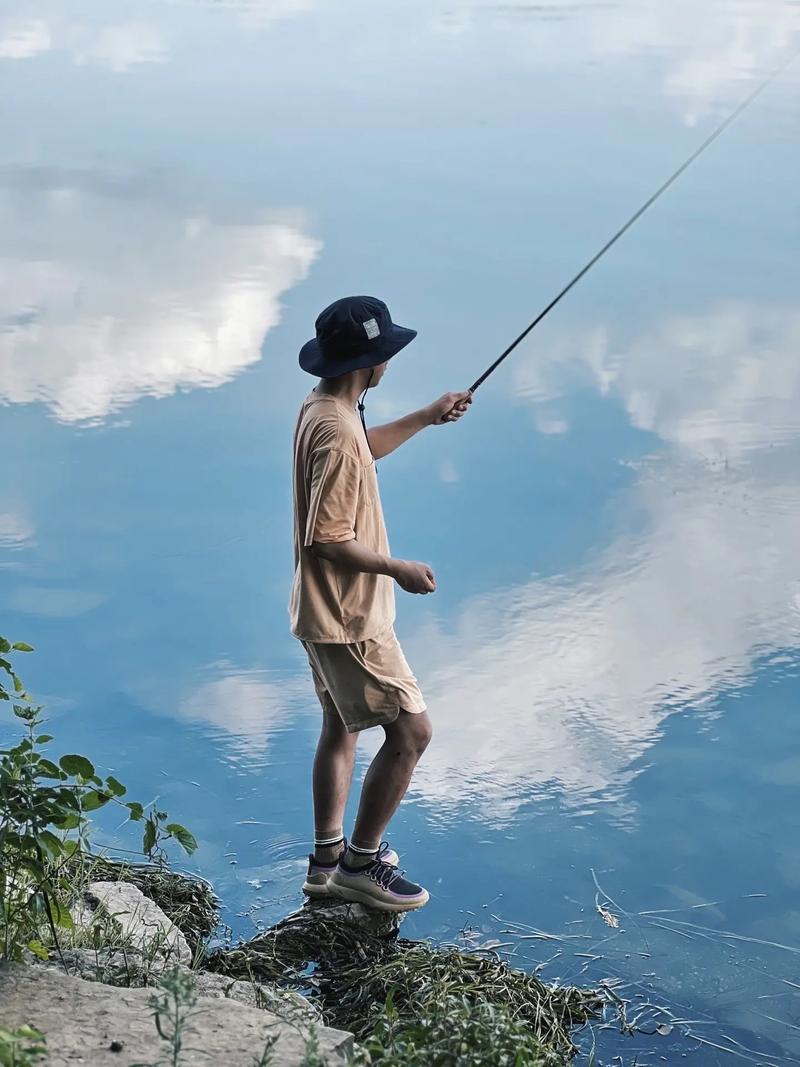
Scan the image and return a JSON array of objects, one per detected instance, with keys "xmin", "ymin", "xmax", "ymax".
[
  {"xmin": 303, "ymin": 842, "xmax": 399, "ymax": 898},
  {"xmin": 328, "ymin": 854, "xmax": 429, "ymax": 912},
  {"xmin": 302, "ymin": 855, "xmax": 340, "ymax": 898}
]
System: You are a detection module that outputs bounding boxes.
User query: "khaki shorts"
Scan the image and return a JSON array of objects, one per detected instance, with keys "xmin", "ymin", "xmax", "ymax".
[{"xmin": 302, "ymin": 627, "xmax": 426, "ymax": 733}]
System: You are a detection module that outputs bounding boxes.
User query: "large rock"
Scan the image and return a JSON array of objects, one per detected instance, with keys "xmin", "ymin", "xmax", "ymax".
[
  {"xmin": 39, "ymin": 949, "xmax": 320, "ymax": 1025},
  {"xmin": 0, "ymin": 963, "xmax": 353, "ymax": 1065},
  {"xmin": 74, "ymin": 881, "xmax": 191, "ymax": 965}
]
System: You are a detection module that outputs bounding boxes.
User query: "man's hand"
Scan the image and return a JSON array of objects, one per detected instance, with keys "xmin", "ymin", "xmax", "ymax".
[
  {"xmin": 426, "ymin": 390, "xmax": 472, "ymax": 426},
  {"xmin": 390, "ymin": 559, "xmax": 436, "ymax": 594}
]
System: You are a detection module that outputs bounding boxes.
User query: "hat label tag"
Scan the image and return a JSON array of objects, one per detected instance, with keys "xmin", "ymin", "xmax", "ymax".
[{"xmin": 363, "ymin": 318, "xmax": 380, "ymax": 340}]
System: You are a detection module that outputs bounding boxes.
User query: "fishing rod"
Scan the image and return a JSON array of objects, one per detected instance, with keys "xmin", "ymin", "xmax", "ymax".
[{"xmin": 468, "ymin": 50, "xmax": 797, "ymax": 396}]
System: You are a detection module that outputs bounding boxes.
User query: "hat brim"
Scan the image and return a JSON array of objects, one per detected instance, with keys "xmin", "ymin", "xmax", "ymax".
[{"xmin": 298, "ymin": 324, "xmax": 417, "ymax": 378}]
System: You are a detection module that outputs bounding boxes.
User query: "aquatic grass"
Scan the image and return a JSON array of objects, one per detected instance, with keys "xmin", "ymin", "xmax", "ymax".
[
  {"xmin": 339, "ymin": 940, "xmax": 600, "ymax": 1065},
  {"xmin": 353, "ymin": 994, "xmax": 566, "ymax": 1065},
  {"xmin": 210, "ymin": 903, "xmax": 602, "ymax": 1064}
]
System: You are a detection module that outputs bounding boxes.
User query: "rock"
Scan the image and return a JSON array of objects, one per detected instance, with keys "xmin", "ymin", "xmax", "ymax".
[
  {"xmin": 299, "ymin": 897, "xmax": 402, "ymax": 937},
  {"xmin": 39, "ymin": 950, "xmax": 321, "ymax": 1027},
  {"xmin": 69, "ymin": 894, "xmax": 96, "ymax": 931},
  {"xmin": 40, "ymin": 947, "xmax": 182, "ymax": 988},
  {"xmin": 191, "ymin": 970, "xmax": 320, "ymax": 1022},
  {"xmin": 74, "ymin": 881, "xmax": 191, "ymax": 965},
  {"xmin": 0, "ymin": 963, "xmax": 353, "ymax": 1066},
  {"xmin": 41, "ymin": 949, "xmax": 144, "ymax": 986}
]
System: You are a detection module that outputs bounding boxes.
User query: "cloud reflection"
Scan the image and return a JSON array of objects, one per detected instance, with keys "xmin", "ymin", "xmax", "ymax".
[
  {"xmin": 514, "ymin": 304, "xmax": 800, "ymax": 460},
  {"xmin": 0, "ymin": 171, "xmax": 321, "ymax": 423},
  {"xmin": 431, "ymin": 0, "xmax": 800, "ymax": 124},
  {"xmin": 0, "ymin": 0, "xmax": 318, "ymax": 71},
  {"xmin": 176, "ymin": 666, "xmax": 306, "ymax": 754},
  {"xmin": 394, "ymin": 302, "xmax": 800, "ymax": 819},
  {"xmin": 0, "ymin": 511, "xmax": 35, "ymax": 549},
  {"xmin": 0, "ymin": 19, "xmax": 50, "ymax": 59},
  {"xmin": 0, "ymin": 15, "xmax": 168, "ymax": 69},
  {"xmin": 7, "ymin": 585, "xmax": 107, "ymax": 618}
]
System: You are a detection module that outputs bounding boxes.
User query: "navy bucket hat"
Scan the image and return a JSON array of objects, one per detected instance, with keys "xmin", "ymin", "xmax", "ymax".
[{"xmin": 299, "ymin": 295, "xmax": 417, "ymax": 378}]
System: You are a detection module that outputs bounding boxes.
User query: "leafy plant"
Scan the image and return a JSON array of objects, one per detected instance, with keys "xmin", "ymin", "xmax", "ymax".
[
  {"xmin": 352, "ymin": 994, "xmax": 565, "ymax": 1066},
  {"xmin": 0, "ymin": 637, "xmax": 197, "ymax": 963},
  {"xmin": 252, "ymin": 1031, "xmax": 279, "ymax": 1067},
  {"xmin": 301, "ymin": 1027, "xmax": 324, "ymax": 1067},
  {"xmin": 135, "ymin": 967, "xmax": 199, "ymax": 1067},
  {"xmin": 0, "ymin": 1025, "xmax": 47, "ymax": 1067}
]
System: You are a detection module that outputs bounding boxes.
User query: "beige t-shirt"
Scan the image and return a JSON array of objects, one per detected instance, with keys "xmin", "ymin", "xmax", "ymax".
[{"xmin": 289, "ymin": 390, "xmax": 395, "ymax": 643}]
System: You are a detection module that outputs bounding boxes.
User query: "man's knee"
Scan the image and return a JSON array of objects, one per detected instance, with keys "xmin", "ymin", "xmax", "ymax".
[{"xmin": 390, "ymin": 711, "xmax": 432, "ymax": 757}]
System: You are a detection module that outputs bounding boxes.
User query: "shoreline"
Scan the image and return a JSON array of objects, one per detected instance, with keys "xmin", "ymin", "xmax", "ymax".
[{"xmin": 1, "ymin": 855, "xmax": 603, "ymax": 1065}]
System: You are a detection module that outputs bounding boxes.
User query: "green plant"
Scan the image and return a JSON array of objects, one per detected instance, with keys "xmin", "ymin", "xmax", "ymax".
[
  {"xmin": 137, "ymin": 967, "xmax": 199, "ymax": 1067},
  {"xmin": 302, "ymin": 1026, "xmax": 324, "ymax": 1067},
  {"xmin": 0, "ymin": 1025, "xmax": 47, "ymax": 1067},
  {"xmin": 252, "ymin": 1031, "xmax": 279, "ymax": 1067},
  {"xmin": 352, "ymin": 993, "xmax": 565, "ymax": 1066},
  {"xmin": 0, "ymin": 637, "xmax": 197, "ymax": 963}
]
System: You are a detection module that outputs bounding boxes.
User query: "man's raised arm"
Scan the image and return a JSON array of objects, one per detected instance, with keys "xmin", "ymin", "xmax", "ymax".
[{"xmin": 366, "ymin": 390, "xmax": 472, "ymax": 460}]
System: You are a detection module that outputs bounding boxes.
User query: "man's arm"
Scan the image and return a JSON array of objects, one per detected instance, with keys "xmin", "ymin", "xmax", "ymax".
[
  {"xmin": 367, "ymin": 391, "xmax": 472, "ymax": 460},
  {"xmin": 312, "ymin": 539, "xmax": 436, "ymax": 594}
]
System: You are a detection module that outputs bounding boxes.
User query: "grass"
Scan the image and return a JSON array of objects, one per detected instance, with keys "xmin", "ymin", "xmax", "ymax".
[
  {"xmin": 0, "ymin": 1024, "xmax": 48, "ymax": 1066},
  {"xmin": 354, "ymin": 995, "xmax": 567, "ymax": 1065},
  {"xmin": 10, "ymin": 853, "xmax": 221, "ymax": 988},
  {"xmin": 209, "ymin": 902, "xmax": 602, "ymax": 1065}
]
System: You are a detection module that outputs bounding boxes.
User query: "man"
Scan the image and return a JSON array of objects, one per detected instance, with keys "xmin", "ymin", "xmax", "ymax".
[{"xmin": 290, "ymin": 295, "xmax": 471, "ymax": 912}]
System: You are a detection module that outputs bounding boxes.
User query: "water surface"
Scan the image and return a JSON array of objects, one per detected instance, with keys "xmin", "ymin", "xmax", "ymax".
[{"xmin": 2, "ymin": 1, "xmax": 800, "ymax": 1062}]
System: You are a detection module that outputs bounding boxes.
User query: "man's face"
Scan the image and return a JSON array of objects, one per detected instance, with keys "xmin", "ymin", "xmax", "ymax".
[{"xmin": 370, "ymin": 361, "xmax": 389, "ymax": 386}]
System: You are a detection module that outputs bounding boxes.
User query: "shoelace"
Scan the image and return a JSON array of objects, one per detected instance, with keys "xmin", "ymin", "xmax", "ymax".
[
  {"xmin": 366, "ymin": 858, "xmax": 404, "ymax": 892},
  {"xmin": 376, "ymin": 841, "xmax": 397, "ymax": 867}
]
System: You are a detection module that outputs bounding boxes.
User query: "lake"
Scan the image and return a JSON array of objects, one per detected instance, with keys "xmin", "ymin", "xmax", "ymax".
[{"xmin": 2, "ymin": 0, "xmax": 800, "ymax": 1062}]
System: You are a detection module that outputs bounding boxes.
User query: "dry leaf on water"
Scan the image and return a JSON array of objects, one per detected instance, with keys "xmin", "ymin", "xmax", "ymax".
[{"xmin": 596, "ymin": 902, "xmax": 620, "ymax": 929}]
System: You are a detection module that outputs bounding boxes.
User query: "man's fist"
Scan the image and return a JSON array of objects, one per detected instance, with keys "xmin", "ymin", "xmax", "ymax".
[
  {"xmin": 391, "ymin": 560, "xmax": 436, "ymax": 594},
  {"xmin": 427, "ymin": 390, "xmax": 473, "ymax": 426}
]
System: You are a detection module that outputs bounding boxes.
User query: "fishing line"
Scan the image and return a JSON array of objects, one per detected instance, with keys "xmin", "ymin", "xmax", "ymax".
[{"xmin": 468, "ymin": 49, "xmax": 797, "ymax": 395}]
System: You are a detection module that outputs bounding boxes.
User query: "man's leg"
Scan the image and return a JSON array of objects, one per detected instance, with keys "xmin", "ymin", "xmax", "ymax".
[
  {"xmin": 329, "ymin": 710, "xmax": 433, "ymax": 911},
  {"xmin": 348, "ymin": 709, "xmax": 433, "ymax": 855},
  {"xmin": 312, "ymin": 702, "xmax": 358, "ymax": 863}
]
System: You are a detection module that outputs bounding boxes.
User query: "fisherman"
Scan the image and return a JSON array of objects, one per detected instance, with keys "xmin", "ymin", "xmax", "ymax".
[{"xmin": 290, "ymin": 295, "xmax": 471, "ymax": 912}]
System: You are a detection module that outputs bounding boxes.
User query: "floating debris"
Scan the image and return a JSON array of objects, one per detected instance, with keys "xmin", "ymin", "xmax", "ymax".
[{"xmin": 597, "ymin": 901, "xmax": 621, "ymax": 930}]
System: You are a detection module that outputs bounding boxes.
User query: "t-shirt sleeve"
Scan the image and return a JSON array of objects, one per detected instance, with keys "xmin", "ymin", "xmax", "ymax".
[{"xmin": 304, "ymin": 447, "xmax": 362, "ymax": 547}]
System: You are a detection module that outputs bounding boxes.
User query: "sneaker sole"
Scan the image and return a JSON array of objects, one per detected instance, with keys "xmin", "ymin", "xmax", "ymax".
[
  {"xmin": 303, "ymin": 849, "xmax": 401, "ymax": 903},
  {"xmin": 327, "ymin": 880, "xmax": 430, "ymax": 913},
  {"xmin": 302, "ymin": 880, "xmax": 331, "ymax": 898}
]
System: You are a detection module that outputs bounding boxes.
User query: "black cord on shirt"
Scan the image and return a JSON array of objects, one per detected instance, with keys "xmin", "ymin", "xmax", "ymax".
[{"xmin": 357, "ymin": 368, "xmax": 376, "ymax": 462}]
